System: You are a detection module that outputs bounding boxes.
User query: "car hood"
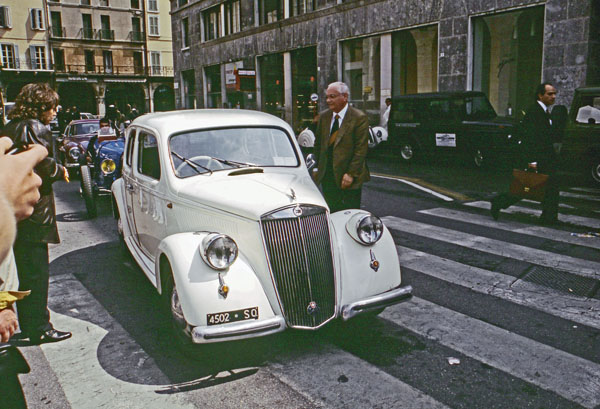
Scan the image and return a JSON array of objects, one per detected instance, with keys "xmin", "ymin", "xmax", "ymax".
[{"xmin": 175, "ymin": 170, "xmax": 327, "ymax": 220}]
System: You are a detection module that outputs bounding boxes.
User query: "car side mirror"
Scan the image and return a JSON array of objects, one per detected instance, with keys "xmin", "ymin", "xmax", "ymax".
[{"xmin": 305, "ymin": 153, "xmax": 316, "ymax": 172}]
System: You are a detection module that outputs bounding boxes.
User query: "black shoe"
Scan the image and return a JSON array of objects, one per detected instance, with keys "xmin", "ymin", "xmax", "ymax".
[
  {"xmin": 29, "ymin": 329, "xmax": 72, "ymax": 345},
  {"xmin": 490, "ymin": 202, "xmax": 500, "ymax": 221}
]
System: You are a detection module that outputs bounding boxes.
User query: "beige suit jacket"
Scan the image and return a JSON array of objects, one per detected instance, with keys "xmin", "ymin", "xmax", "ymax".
[{"xmin": 314, "ymin": 105, "xmax": 370, "ymax": 189}]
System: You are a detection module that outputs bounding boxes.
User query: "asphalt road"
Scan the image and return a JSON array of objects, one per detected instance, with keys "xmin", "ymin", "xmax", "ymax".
[{"xmin": 16, "ymin": 157, "xmax": 600, "ymax": 409}]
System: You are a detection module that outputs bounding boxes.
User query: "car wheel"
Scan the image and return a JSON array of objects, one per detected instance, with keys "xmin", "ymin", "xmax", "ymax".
[
  {"xmin": 80, "ymin": 165, "xmax": 97, "ymax": 218},
  {"xmin": 591, "ymin": 159, "xmax": 600, "ymax": 185},
  {"xmin": 473, "ymin": 149, "xmax": 485, "ymax": 168},
  {"xmin": 160, "ymin": 257, "xmax": 194, "ymax": 348},
  {"xmin": 399, "ymin": 140, "xmax": 416, "ymax": 162}
]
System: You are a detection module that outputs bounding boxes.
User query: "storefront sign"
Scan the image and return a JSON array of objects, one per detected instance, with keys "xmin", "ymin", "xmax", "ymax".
[
  {"xmin": 238, "ymin": 70, "xmax": 255, "ymax": 76},
  {"xmin": 310, "ymin": 93, "xmax": 319, "ymax": 102},
  {"xmin": 363, "ymin": 86, "xmax": 373, "ymax": 94}
]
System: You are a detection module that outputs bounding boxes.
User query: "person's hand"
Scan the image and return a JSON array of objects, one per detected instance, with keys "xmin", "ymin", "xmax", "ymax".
[
  {"xmin": 63, "ymin": 166, "xmax": 69, "ymax": 183},
  {"xmin": 341, "ymin": 173, "xmax": 354, "ymax": 189},
  {"xmin": 0, "ymin": 308, "xmax": 18, "ymax": 342},
  {"xmin": 0, "ymin": 137, "xmax": 48, "ymax": 221}
]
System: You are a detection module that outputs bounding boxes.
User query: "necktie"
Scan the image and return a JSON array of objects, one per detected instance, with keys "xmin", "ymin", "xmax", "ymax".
[
  {"xmin": 328, "ymin": 114, "xmax": 340, "ymax": 146},
  {"xmin": 545, "ymin": 109, "xmax": 552, "ymax": 125}
]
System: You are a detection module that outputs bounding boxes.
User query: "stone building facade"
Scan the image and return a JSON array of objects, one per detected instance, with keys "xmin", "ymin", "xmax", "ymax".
[{"xmin": 170, "ymin": 0, "xmax": 599, "ymax": 131}]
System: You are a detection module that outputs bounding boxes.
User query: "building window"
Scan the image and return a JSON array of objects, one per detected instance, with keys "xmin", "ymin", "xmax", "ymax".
[
  {"xmin": 178, "ymin": 0, "xmax": 187, "ymax": 7},
  {"xmin": 133, "ymin": 51, "xmax": 143, "ymax": 74},
  {"xmin": 203, "ymin": 5, "xmax": 221, "ymax": 41},
  {"xmin": 53, "ymin": 48, "xmax": 65, "ymax": 71},
  {"xmin": 181, "ymin": 69, "xmax": 195, "ymax": 109},
  {"xmin": 259, "ymin": 53, "xmax": 284, "ymax": 117},
  {"xmin": 342, "ymin": 36, "xmax": 380, "ymax": 119},
  {"xmin": 147, "ymin": 0, "xmax": 157, "ymax": 12},
  {"xmin": 291, "ymin": 0, "xmax": 314, "ymax": 16},
  {"xmin": 130, "ymin": 0, "xmax": 139, "ymax": 9},
  {"xmin": 148, "ymin": 16, "xmax": 159, "ymax": 36},
  {"xmin": 99, "ymin": 0, "xmax": 109, "ymax": 6},
  {"xmin": 80, "ymin": 0, "xmax": 90, "ymax": 5},
  {"xmin": 85, "ymin": 49, "xmax": 94, "ymax": 72},
  {"xmin": 30, "ymin": 9, "xmax": 44, "ymax": 30},
  {"xmin": 0, "ymin": 6, "xmax": 11, "ymax": 28},
  {"xmin": 100, "ymin": 15, "xmax": 112, "ymax": 40},
  {"xmin": 150, "ymin": 51, "xmax": 161, "ymax": 75},
  {"xmin": 259, "ymin": 0, "xmax": 282, "ymax": 24},
  {"xmin": 30, "ymin": 45, "xmax": 47, "ymax": 69},
  {"xmin": 103, "ymin": 50, "xmax": 113, "ymax": 73},
  {"xmin": 181, "ymin": 17, "xmax": 189, "ymax": 48},
  {"xmin": 50, "ymin": 11, "xmax": 63, "ymax": 37},
  {"xmin": 224, "ymin": 0, "xmax": 240, "ymax": 35},
  {"xmin": 82, "ymin": 14, "xmax": 93, "ymax": 39},
  {"xmin": 1, "ymin": 44, "xmax": 16, "ymax": 68}
]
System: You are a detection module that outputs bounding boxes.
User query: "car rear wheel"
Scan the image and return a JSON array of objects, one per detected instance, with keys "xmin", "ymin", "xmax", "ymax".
[
  {"xmin": 160, "ymin": 257, "xmax": 194, "ymax": 349},
  {"xmin": 399, "ymin": 139, "xmax": 416, "ymax": 162},
  {"xmin": 80, "ymin": 165, "xmax": 97, "ymax": 218},
  {"xmin": 591, "ymin": 159, "xmax": 600, "ymax": 185},
  {"xmin": 473, "ymin": 149, "xmax": 485, "ymax": 168}
]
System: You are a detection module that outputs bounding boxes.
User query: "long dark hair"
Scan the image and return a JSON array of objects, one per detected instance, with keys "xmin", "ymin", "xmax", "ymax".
[{"xmin": 8, "ymin": 83, "xmax": 59, "ymax": 121}]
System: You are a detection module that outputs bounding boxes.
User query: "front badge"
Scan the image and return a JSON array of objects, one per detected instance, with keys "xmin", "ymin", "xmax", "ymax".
[{"xmin": 307, "ymin": 301, "xmax": 319, "ymax": 315}]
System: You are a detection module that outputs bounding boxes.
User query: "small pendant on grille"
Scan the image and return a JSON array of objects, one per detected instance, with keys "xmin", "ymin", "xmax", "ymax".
[
  {"xmin": 369, "ymin": 250, "xmax": 380, "ymax": 272},
  {"xmin": 293, "ymin": 205, "xmax": 303, "ymax": 217},
  {"xmin": 307, "ymin": 301, "xmax": 319, "ymax": 315}
]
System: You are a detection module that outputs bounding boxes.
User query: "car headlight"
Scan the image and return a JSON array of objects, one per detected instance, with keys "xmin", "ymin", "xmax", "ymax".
[
  {"xmin": 68, "ymin": 147, "xmax": 81, "ymax": 160},
  {"xmin": 100, "ymin": 159, "xmax": 116, "ymax": 175},
  {"xmin": 199, "ymin": 233, "xmax": 238, "ymax": 270},
  {"xmin": 346, "ymin": 213, "xmax": 384, "ymax": 245}
]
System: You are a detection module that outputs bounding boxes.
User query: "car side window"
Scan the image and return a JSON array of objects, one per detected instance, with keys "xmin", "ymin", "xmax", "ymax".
[
  {"xmin": 428, "ymin": 99, "xmax": 453, "ymax": 121},
  {"xmin": 391, "ymin": 101, "xmax": 416, "ymax": 123},
  {"xmin": 138, "ymin": 131, "xmax": 161, "ymax": 180},
  {"xmin": 126, "ymin": 128, "xmax": 136, "ymax": 167}
]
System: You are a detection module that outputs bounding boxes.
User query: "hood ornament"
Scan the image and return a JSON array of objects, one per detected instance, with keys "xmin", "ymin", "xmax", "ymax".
[
  {"xmin": 307, "ymin": 301, "xmax": 319, "ymax": 315},
  {"xmin": 290, "ymin": 188, "xmax": 297, "ymax": 201}
]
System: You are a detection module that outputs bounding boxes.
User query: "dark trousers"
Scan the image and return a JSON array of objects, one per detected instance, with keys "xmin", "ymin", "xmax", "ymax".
[
  {"xmin": 492, "ymin": 171, "xmax": 559, "ymax": 220},
  {"xmin": 13, "ymin": 239, "xmax": 52, "ymax": 337},
  {"xmin": 320, "ymin": 151, "xmax": 362, "ymax": 212}
]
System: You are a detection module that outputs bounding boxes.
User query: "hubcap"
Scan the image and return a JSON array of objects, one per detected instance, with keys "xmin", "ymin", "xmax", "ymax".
[
  {"xmin": 592, "ymin": 162, "xmax": 600, "ymax": 183},
  {"xmin": 401, "ymin": 145, "xmax": 413, "ymax": 160},
  {"xmin": 170, "ymin": 285, "xmax": 186, "ymax": 327}
]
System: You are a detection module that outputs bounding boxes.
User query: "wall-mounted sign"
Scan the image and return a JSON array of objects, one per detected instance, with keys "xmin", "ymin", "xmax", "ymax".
[
  {"xmin": 238, "ymin": 70, "xmax": 255, "ymax": 76},
  {"xmin": 310, "ymin": 93, "xmax": 319, "ymax": 102}
]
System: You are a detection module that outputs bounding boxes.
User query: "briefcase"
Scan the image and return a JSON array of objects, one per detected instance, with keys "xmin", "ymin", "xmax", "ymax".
[{"xmin": 509, "ymin": 169, "xmax": 548, "ymax": 201}]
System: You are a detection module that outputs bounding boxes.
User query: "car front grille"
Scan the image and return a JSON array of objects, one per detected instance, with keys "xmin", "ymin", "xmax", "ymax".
[{"xmin": 261, "ymin": 205, "xmax": 336, "ymax": 328}]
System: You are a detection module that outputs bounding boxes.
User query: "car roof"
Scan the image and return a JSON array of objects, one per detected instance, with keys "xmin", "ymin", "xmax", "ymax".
[
  {"xmin": 130, "ymin": 109, "xmax": 293, "ymax": 136},
  {"xmin": 69, "ymin": 119, "xmax": 99, "ymax": 124},
  {"xmin": 392, "ymin": 91, "xmax": 486, "ymax": 101},
  {"xmin": 575, "ymin": 87, "xmax": 600, "ymax": 95}
]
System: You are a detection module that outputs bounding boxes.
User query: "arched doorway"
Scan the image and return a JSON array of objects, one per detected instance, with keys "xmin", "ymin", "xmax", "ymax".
[
  {"xmin": 105, "ymin": 84, "xmax": 145, "ymax": 114},
  {"xmin": 153, "ymin": 85, "xmax": 175, "ymax": 111},
  {"xmin": 58, "ymin": 83, "xmax": 97, "ymax": 114}
]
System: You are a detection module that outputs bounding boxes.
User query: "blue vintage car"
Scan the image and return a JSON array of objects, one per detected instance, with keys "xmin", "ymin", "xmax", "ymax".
[{"xmin": 80, "ymin": 134, "xmax": 125, "ymax": 218}]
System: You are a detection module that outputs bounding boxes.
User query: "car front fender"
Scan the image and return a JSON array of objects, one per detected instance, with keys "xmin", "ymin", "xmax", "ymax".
[
  {"xmin": 329, "ymin": 210, "xmax": 402, "ymax": 308},
  {"xmin": 157, "ymin": 232, "xmax": 277, "ymax": 327}
]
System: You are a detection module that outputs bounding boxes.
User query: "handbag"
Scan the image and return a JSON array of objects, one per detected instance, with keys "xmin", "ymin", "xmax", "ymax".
[{"xmin": 509, "ymin": 169, "xmax": 548, "ymax": 201}]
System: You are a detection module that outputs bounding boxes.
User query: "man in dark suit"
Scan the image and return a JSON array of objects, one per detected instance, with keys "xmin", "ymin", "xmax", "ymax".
[
  {"xmin": 491, "ymin": 82, "xmax": 561, "ymax": 224},
  {"xmin": 313, "ymin": 82, "xmax": 370, "ymax": 212}
]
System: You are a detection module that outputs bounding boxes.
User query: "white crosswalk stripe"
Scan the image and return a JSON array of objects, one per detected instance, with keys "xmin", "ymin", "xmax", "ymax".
[
  {"xmin": 464, "ymin": 201, "xmax": 600, "ymax": 229},
  {"xmin": 382, "ymin": 216, "xmax": 600, "ymax": 280}
]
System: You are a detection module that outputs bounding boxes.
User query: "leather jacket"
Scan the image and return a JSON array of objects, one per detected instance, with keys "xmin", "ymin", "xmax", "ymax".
[{"xmin": 3, "ymin": 119, "xmax": 65, "ymax": 244}]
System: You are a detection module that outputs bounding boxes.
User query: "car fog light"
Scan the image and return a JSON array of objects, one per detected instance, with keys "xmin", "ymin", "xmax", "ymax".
[
  {"xmin": 101, "ymin": 159, "xmax": 116, "ymax": 175},
  {"xmin": 357, "ymin": 215, "xmax": 384, "ymax": 245},
  {"xmin": 68, "ymin": 148, "xmax": 81, "ymax": 160},
  {"xmin": 200, "ymin": 233, "xmax": 238, "ymax": 270}
]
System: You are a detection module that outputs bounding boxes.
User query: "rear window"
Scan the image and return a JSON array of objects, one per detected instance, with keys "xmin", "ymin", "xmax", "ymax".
[{"xmin": 74, "ymin": 122, "xmax": 100, "ymax": 135}]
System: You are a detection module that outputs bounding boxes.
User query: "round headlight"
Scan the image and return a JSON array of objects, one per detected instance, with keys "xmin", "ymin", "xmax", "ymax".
[
  {"xmin": 357, "ymin": 215, "xmax": 384, "ymax": 245},
  {"xmin": 200, "ymin": 233, "xmax": 238, "ymax": 270},
  {"xmin": 68, "ymin": 148, "xmax": 81, "ymax": 160},
  {"xmin": 100, "ymin": 159, "xmax": 116, "ymax": 175}
]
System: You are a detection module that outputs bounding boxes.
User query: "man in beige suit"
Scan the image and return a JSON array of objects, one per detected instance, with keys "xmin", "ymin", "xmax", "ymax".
[{"xmin": 313, "ymin": 82, "xmax": 370, "ymax": 212}]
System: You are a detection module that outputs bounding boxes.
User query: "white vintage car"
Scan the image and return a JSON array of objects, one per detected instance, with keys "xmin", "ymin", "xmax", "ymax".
[{"xmin": 112, "ymin": 109, "xmax": 412, "ymax": 344}]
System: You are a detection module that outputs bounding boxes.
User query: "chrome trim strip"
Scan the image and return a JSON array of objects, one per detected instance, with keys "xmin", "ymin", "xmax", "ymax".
[
  {"xmin": 341, "ymin": 285, "xmax": 413, "ymax": 320},
  {"xmin": 190, "ymin": 316, "xmax": 286, "ymax": 343}
]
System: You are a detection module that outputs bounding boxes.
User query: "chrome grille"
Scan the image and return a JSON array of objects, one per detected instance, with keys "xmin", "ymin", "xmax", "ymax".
[{"xmin": 261, "ymin": 205, "xmax": 335, "ymax": 328}]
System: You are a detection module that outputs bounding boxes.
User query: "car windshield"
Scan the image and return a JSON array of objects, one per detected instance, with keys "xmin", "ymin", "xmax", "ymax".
[
  {"xmin": 455, "ymin": 95, "xmax": 497, "ymax": 120},
  {"xmin": 73, "ymin": 122, "xmax": 100, "ymax": 135},
  {"xmin": 169, "ymin": 127, "xmax": 299, "ymax": 178}
]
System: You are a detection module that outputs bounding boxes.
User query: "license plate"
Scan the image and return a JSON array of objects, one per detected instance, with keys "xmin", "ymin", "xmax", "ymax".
[{"xmin": 207, "ymin": 307, "xmax": 259, "ymax": 326}]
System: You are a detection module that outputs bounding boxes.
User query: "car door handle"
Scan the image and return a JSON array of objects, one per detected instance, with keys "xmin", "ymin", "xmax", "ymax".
[{"xmin": 126, "ymin": 183, "xmax": 135, "ymax": 192}]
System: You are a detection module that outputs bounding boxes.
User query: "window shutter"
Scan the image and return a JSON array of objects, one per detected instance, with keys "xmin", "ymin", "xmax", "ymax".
[
  {"xmin": 30, "ymin": 9, "xmax": 35, "ymax": 29},
  {"xmin": 29, "ymin": 46, "xmax": 37, "ymax": 69},
  {"xmin": 0, "ymin": 6, "xmax": 11, "ymax": 28},
  {"xmin": 38, "ymin": 10, "xmax": 44, "ymax": 29},
  {"xmin": 13, "ymin": 44, "xmax": 19, "ymax": 68}
]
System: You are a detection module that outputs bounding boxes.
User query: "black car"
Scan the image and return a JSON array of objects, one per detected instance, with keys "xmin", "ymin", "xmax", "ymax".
[{"xmin": 387, "ymin": 91, "xmax": 520, "ymax": 167}]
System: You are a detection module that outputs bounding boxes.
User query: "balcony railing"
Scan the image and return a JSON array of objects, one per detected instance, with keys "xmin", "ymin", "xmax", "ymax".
[
  {"xmin": 80, "ymin": 27, "xmax": 95, "ymax": 40},
  {"xmin": 129, "ymin": 30, "xmax": 144, "ymax": 43},
  {"xmin": 1, "ymin": 58, "xmax": 51, "ymax": 71},
  {"xmin": 51, "ymin": 26, "xmax": 66, "ymax": 38},
  {"xmin": 52, "ymin": 63, "xmax": 173, "ymax": 76},
  {"xmin": 97, "ymin": 29, "xmax": 114, "ymax": 41}
]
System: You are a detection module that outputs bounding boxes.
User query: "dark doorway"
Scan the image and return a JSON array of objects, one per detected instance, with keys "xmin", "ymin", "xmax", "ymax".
[
  {"xmin": 291, "ymin": 46, "xmax": 317, "ymax": 133},
  {"xmin": 153, "ymin": 85, "xmax": 175, "ymax": 111},
  {"xmin": 57, "ymin": 82, "xmax": 97, "ymax": 114},
  {"xmin": 105, "ymin": 84, "xmax": 145, "ymax": 114}
]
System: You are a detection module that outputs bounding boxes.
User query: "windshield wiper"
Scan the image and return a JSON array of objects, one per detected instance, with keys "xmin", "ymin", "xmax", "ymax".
[
  {"xmin": 211, "ymin": 157, "xmax": 259, "ymax": 168},
  {"xmin": 171, "ymin": 151, "xmax": 213, "ymax": 175}
]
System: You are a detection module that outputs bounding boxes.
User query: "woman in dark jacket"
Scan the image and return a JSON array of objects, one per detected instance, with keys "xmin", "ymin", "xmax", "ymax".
[{"xmin": 4, "ymin": 83, "xmax": 71, "ymax": 344}]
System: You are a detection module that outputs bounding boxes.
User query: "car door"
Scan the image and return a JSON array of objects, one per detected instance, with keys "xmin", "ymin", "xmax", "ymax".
[
  {"xmin": 421, "ymin": 98, "xmax": 458, "ymax": 157},
  {"xmin": 121, "ymin": 127, "xmax": 142, "ymax": 250},
  {"xmin": 131, "ymin": 130, "xmax": 167, "ymax": 259}
]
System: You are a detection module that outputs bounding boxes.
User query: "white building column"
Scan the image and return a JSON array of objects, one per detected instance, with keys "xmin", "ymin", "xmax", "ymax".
[
  {"xmin": 380, "ymin": 33, "xmax": 392, "ymax": 111},
  {"xmin": 283, "ymin": 51, "xmax": 292, "ymax": 123}
]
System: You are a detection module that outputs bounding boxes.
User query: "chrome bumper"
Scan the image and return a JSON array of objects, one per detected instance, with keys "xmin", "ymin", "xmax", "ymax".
[
  {"xmin": 190, "ymin": 316, "xmax": 286, "ymax": 344},
  {"xmin": 341, "ymin": 285, "xmax": 413, "ymax": 320}
]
